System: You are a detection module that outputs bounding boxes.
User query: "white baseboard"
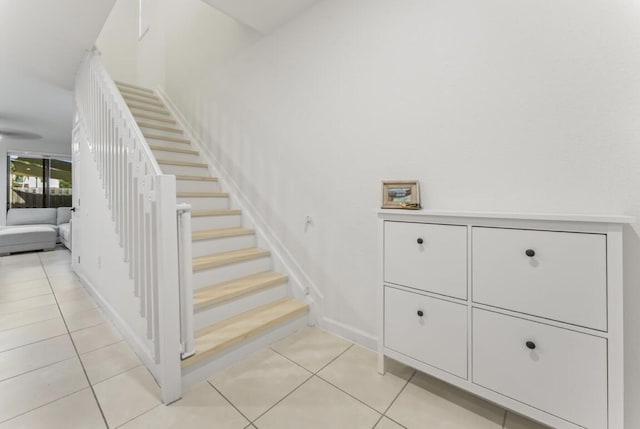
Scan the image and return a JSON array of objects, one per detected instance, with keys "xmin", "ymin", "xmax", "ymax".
[
  {"xmin": 320, "ymin": 316, "xmax": 378, "ymax": 351},
  {"xmin": 155, "ymin": 88, "xmax": 324, "ymax": 321},
  {"xmin": 74, "ymin": 269, "xmax": 162, "ymax": 384}
]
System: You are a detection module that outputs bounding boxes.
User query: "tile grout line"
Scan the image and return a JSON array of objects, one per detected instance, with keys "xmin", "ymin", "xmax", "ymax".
[
  {"xmin": 248, "ymin": 373, "xmax": 315, "ymax": 425},
  {"xmin": 0, "ymin": 304, "xmax": 58, "ymax": 318},
  {"xmin": 214, "ymin": 341, "xmax": 355, "ymax": 426},
  {"xmin": 0, "ymin": 290, "xmax": 56, "ymax": 304},
  {"xmin": 0, "ymin": 314, "xmax": 62, "ymax": 334},
  {"xmin": 270, "ymin": 343, "xmax": 391, "ymax": 417},
  {"xmin": 207, "ymin": 341, "xmax": 359, "ymax": 427},
  {"xmin": 37, "ymin": 252, "xmax": 110, "ymax": 429},
  {"xmin": 269, "ymin": 342, "xmax": 354, "ymax": 376},
  {"xmin": 207, "ymin": 380, "xmax": 255, "ymax": 425},
  {"xmin": 71, "ymin": 336, "xmax": 122, "ymax": 356},
  {"xmin": 65, "ymin": 319, "xmax": 108, "ymax": 334},
  {"xmin": 88, "ymin": 362, "xmax": 144, "ymax": 389},
  {"xmin": 240, "ymin": 343, "xmax": 364, "ymax": 425},
  {"xmin": 0, "ymin": 353, "xmax": 78, "ymax": 384},
  {"xmin": 270, "ymin": 342, "xmax": 414, "ymax": 429},
  {"xmin": 110, "ymin": 401, "xmax": 164, "ymax": 429},
  {"xmin": 0, "ymin": 332, "xmax": 69, "ymax": 354},
  {"xmin": 377, "ymin": 371, "xmax": 415, "ymax": 429},
  {"xmin": 371, "ymin": 373, "xmax": 415, "ymax": 429},
  {"xmin": 0, "ymin": 386, "xmax": 97, "ymax": 425}
]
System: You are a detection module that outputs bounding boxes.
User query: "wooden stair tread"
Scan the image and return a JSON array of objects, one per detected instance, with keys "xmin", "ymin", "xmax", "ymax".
[
  {"xmin": 194, "ymin": 271, "xmax": 288, "ymax": 310},
  {"xmin": 177, "ymin": 192, "xmax": 229, "ymax": 198},
  {"xmin": 133, "ymin": 112, "xmax": 176, "ymax": 124},
  {"xmin": 193, "ymin": 247, "xmax": 270, "ymax": 271},
  {"xmin": 192, "ymin": 227, "xmax": 253, "ymax": 241},
  {"xmin": 122, "ymin": 94, "xmax": 164, "ymax": 107},
  {"xmin": 182, "ymin": 298, "xmax": 308, "ymax": 367},
  {"xmin": 143, "ymin": 133, "xmax": 190, "ymax": 144},
  {"xmin": 137, "ymin": 122, "xmax": 183, "ymax": 133},
  {"xmin": 176, "ymin": 175, "xmax": 218, "ymax": 182},
  {"xmin": 115, "ymin": 81, "xmax": 154, "ymax": 94},
  {"xmin": 192, "ymin": 209, "xmax": 241, "ymax": 217},
  {"xmin": 118, "ymin": 87, "xmax": 158, "ymax": 101},
  {"xmin": 157, "ymin": 159, "xmax": 207, "ymax": 167},
  {"xmin": 149, "ymin": 145, "xmax": 198, "ymax": 155},
  {"xmin": 127, "ymin": 101, "xmax": 170, "ymax": 115}
]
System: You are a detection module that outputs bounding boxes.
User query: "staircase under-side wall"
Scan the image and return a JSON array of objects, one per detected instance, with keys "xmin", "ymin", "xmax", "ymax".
[{"xmin": 114, "ymin": 80, "xmax": 309, "ymax": 387}]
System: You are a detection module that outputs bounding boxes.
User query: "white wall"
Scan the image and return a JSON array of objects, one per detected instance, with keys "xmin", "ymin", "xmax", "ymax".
[
  {"xmin": 72, "ymin": 125, "xmax": 162, "ymax": 383},
  {"xmin": 96, "ymin": 0, "xmax": 168, "ymax": 88},
  {"xmin": 97, "ymin": 0, "xmax": 640, "ymax": 425}
]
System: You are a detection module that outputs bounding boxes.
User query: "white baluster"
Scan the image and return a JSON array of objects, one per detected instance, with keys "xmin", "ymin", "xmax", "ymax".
[{"xmin": 74, "ymin": 52, "xmax": 183, "ymax": 404}]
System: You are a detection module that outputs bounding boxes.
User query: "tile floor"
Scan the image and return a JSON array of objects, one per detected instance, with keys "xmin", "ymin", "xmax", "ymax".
[{"xmin": 0, "ymin": 248, "xmax": 550, "ymax": 428}]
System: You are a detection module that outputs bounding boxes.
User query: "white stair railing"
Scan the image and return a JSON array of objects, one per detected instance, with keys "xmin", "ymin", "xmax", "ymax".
[{"xmin": 74, "ymin": 51, "xmax": 192, "ymax": 403}]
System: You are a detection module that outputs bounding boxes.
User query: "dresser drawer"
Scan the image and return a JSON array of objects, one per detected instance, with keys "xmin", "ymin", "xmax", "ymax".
[
  {"xmin": 384, "ymin": 222, "xmax": 467, "ymax": 299},
  {"xmin": 472, "ymin": 309, "xmax": 607, "ymax": 429},
  {"xmin": 384, "ymin": 286, "xmax": 467, "ymax": 378},
  {"xmin": 472, "ymin": 227, "xmax": 607, "ymax": 330}
]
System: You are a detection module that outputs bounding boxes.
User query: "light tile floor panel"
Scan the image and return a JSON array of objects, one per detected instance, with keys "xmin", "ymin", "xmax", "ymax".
[{"xmin": 0, "ymin": 248, "xmax": 551, "ymax": 428}]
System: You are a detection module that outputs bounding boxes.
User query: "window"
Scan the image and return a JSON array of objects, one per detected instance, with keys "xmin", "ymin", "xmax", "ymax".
[{"xmin": 7, "ymin": 155, "xmax": 72, "ymax": 209}]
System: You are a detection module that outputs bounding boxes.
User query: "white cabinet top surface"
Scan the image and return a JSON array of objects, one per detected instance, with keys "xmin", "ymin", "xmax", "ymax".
[{"xmin": 376, "ymin": 209, "xmax": 636, "ymax": 224}]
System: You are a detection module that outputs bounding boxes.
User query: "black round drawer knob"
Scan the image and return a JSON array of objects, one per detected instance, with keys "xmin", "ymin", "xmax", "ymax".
[
  {"xmin": 417, "ymin": 238, "xmax": 424, "ymax": 245},
  {"xmin": 525, "ymin": 341, "xmax": 536, "ymax": 350},
  {"xmin": 417, "ymin": 310, "xmax": 424, "ymax": 317},
  {"xmin": 525, "ymin": 249, "xmax": 536, "ymax": 257}
]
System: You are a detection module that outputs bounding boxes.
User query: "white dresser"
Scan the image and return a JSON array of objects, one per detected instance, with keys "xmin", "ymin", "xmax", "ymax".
[{"xmin": 377, "ymin": 210, "xmax": 634, "ymax": 429}]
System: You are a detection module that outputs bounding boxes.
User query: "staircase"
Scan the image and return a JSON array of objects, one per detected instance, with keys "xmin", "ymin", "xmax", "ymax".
[{"xmin": 114, "ymin": 81, "xmax": 309, "ymax": 386}]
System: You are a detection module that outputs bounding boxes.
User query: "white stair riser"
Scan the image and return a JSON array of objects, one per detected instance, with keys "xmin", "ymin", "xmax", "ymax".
[
  {"xmin": 194, "ymin": 283, "xmax": 288, "ymax": 330},
  {"xmin": 177, "ymin": 180, "xmax": 221, "ymax": 194},
  {"xmin": 129, "ymin": 106, "xmax": 171, "ymax": 116},
  {"xmin": 145, "ymin": 137, "xmax": 193, "ymax": 150},
  {"xmin": 124, "ymin": 99, "xmax": 164, "ymax": 111},
  {"xmin": 177, "ymin": 196, "xmax": 228, "ymax": 211},
  {"xmin": 193, "ymin": 257, "xmax": 272, "ymax": 289},
  {"xmin": 181, "ymin": 314, "xmax": 308, "ymax": 390},
  {"xmin": 191, "ymin": 215, "xmax": 242, "ymax": 230},
  {"xmin": 151, "ymin": 149, "xmax": 201, "ymax": 163},
  {"xmin": 133, "ymin": 116, "xmax": 177, "ymax": 128},
  {"xmin": 161, "ymin": 164, "xmax": 209, "ymax": 176},
  {"xmin": 124, "ymin": 96, "xmax": 164, "ymax": 107},
  {"xmin": 139, "ymin": 126, "xmax": 184, "ymax": 138},
  {"xmin": 118, "ymin": 87, "xmax": 156, "ymax": 98},
  {"xmin": 122, "ymin": 95, "xmax": 160, "ymax": 105},
  {"xmin": 192, "ymin": 234, "xmax": 256, "ymax": 258}
]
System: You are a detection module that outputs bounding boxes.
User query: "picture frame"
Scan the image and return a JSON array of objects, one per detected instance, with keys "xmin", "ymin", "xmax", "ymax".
[{"xmin": 381, "ymin": 180, "xmax": 421, "ymax": 209}]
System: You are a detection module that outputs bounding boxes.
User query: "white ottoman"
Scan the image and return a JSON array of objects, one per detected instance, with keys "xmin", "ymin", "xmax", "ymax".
[{"xmin": 0, "ymin": 226, "xmax": 57, "ymax": 255}]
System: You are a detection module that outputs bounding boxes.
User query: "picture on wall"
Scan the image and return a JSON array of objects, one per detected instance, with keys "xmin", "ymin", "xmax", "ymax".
[{"xmin": 381, "ymin": 180, "xmax": 421, "ymax": 209}]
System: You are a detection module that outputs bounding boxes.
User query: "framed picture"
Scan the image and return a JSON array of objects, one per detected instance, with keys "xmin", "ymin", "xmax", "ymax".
[{"xmin": 381, "ymin": 180, "xmax": 421, "ymax": 209}]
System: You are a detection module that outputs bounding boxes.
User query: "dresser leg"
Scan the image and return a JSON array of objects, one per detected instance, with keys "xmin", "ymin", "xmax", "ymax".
[{"xmin": 378, "ymin": 353, "xmax": 386, "ymax": 375}]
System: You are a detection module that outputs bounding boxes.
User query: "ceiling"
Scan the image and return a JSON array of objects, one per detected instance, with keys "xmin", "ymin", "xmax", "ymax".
[
  {"xmin": 0, "ymin": 0, "xmax": 115, "ymax": 150},
  {"xmin": 201, "ymin": 0, "xmax": 319, "ymax": 34}
]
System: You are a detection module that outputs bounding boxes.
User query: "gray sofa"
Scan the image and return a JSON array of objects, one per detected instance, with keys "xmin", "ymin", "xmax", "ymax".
[{"xmin": 0, "ymin": 208, "xmax": 72, "ymax": 255}]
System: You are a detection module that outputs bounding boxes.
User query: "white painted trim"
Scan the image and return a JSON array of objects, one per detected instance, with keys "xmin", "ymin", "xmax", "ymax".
[
  {"xmin": 606, "ymin": 224, "xmax": 624, "ymax": 429},
  {"xmin": 74, "ymin": 270, "xmax": 161, "ymax": 383},
  {"xmin": 320, "ymin": 316, "xmax": 377, "ymax": 351},
  {"xmin": 155, "ymin": 89, "xmax": 324, "ymax": 320}
]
